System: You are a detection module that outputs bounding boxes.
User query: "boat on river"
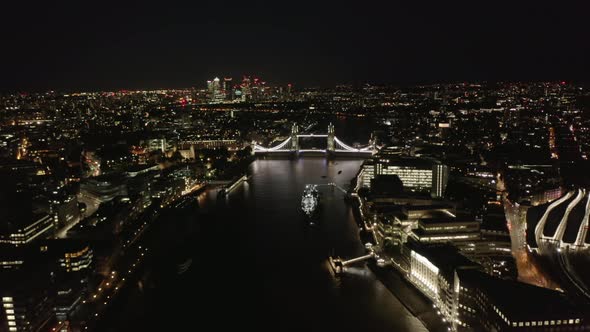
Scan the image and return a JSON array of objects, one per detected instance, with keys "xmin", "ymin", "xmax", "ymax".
[{"xmin": 301, "ymin": 184, "xmax": 320, "ymax": 218}]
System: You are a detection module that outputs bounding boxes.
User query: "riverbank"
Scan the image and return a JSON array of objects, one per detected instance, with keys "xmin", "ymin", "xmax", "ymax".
[
  {"xmin": 349, "ymin": 173, "xmax": 446, "ymax": 331},
  {"xmin": 91, "ymin": 158, "xmax": 427, "ymax": 332}
]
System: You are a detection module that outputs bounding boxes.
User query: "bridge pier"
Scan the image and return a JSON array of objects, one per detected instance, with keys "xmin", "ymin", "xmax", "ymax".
[
  {"xmin": 290, "ymin": 123, "xmax": 299, "ymax": 152},
  {"xmin": 327, "ymin": 122, "xmax": 335, "ymax": 153}
]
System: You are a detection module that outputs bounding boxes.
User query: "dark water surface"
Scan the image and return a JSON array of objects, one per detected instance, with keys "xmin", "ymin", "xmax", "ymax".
[{"xmin": 101, "ymin": 158, "xmax": 426, "ymax": 332}]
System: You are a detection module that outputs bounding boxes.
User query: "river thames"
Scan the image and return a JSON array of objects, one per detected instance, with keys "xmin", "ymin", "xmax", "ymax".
[{"xmin": 100, "ymin": 158, "xmax": 427, "ymax": 331}]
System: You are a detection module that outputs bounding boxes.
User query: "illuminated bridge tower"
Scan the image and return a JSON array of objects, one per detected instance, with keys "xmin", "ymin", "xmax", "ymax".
[
  {"xmin": 290, "ymin": 123, "xmax": 299, "ymax": 152},
  {"xmin": 369, "ymin": 133, "xmax": 377, "ymax": 153},
  {"xmin": 327, "ymin": 123, "xmax": 335, "ymax": 152}
]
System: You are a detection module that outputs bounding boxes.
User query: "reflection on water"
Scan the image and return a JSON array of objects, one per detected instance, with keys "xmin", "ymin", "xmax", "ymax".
[
  {"xmin": 106, "ymin": 158, "xmax": 427, "ymax": 331},
  {"xmin": 212, "ymin": 158, "xmax": 427, "ymax": 332}
]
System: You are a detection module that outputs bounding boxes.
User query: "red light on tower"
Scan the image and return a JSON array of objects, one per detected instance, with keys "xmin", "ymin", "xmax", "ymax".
[{"xmin": 561, "ymin": 81, "xmax": 566, "ymax": 85}]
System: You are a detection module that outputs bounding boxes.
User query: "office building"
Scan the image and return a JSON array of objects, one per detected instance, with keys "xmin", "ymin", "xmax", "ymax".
[
  {"xmin": 361, "ymin": 155, "xmax": 449, "ymax": 198},
  {"xmin": 405, "ymin": 244, "xmax": 584, "ymax": 331},
  {"xmin": 0, "ymin": 267, "xmax": 54, "ymax": 332},
  {"xmin": 223, "ymin": 77, "xmax": 233, "ymax": 100},
  {"xmin": 140, "ymin": 138, "xmax": 167, "ymax": 153},
  {"xmin": 407, "ymin": 244, "xmax": 480, "ymax": 320},
  {"xmin": 39, "ymin": 240, "xmax": 92, "ymax": 320},
  {"xmin": 409, "ymin": 213, "xmax": 480, "ymax": 243},
  {"xmin": 0, "ymin": 213, "xmax": 53, "ymax": 246},
  {"xmin": 207, "ymin": 77, "xmax": 225, "ymax": 103},
  {"xmin": 50, "ymin": 192, "xmax": 79, "ymax": 231},
  {"xmin": 454, "ymin": 269, "xmax": 584, "ymax": 331},
  {"xmin": 179, "ymin": 139, "xmax": 240, "ymax": 150},
  {"xmin": 79, "ymin": 174, "xmax": 128, "ymax": 204}
]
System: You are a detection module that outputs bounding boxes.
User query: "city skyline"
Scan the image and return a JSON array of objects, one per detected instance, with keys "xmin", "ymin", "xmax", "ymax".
[
  {"xmin": 1, "ymin": 80, "xmax": 590, "ymax": 331},
  {"xmin": 2, "ymin": 2, "xmax": 590, "ymax": 332}
]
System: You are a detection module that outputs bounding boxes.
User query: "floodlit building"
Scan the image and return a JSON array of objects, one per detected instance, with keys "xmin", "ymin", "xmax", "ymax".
[
  {"xmin": 360, "ymin": 155, "xmax": 449, "ymax": 198},
  {"xmin": 410, "ymin": 213, "xmax": 480, "ymax": 243},
  {"xmin": 407, "ymin": 244, "xmax": 480, "ymax": 321},
  {"xmin": 207, "ymin": 77, "xmax": 225, "ymax": 103}
]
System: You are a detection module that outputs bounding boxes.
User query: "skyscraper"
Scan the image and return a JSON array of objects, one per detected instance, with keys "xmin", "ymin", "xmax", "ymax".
[
  {"xmin": 223, "ymin": 77, "xmax": 233, "ymax": 100},
  {"xmin": 207, "ymin": 77, "xmax": 225, "ymax": 103},
  {"xmin": 241, "ymin": 76, "xmax": 251, "ymax": 102}
]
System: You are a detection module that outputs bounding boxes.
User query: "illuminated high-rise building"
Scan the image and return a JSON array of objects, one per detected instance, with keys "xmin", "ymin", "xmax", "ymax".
[
  {"xmin": 241, "ymin": 76, "xmax": 251, "ymax": 102},
  {"xmin": 207, "ymin": 77, "xmax": 225, "ymax": 103},
  {"xmin": 223, "ymin": 77, "xmax": 233, "ymax": 100}
]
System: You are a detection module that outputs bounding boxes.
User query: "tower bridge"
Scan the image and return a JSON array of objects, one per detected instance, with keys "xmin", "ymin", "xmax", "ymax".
[{"xmin": 253, "ymin": 123, "xmax": 376, "ymax": 156}]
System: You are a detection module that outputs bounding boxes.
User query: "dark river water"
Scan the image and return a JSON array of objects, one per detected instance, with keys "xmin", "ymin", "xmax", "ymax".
[{"xmin": 101, "ymin": 158, "xmax": 426, "ymax": 332}]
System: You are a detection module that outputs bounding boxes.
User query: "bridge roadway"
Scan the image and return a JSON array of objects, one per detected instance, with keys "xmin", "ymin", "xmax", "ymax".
[{"xmin": 253, "ymin": 122, "xmax": 375, "ymax": 155}]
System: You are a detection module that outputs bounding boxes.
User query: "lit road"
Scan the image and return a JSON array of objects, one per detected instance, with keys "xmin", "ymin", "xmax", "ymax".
[{"xmin": 504, "ymin": 194, "xmax": 560, "ymax": 289}]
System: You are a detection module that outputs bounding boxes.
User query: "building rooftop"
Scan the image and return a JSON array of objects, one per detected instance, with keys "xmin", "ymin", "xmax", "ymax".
[
  {"xmin": 0, "ymin": 212, "xmax": 50, "ymax": 233},
  {"xmin": 418, "ymin": 214, "xmax": 476, "ymax": 225},
  {"xmin": 374, "ymin": 155, "xmax": 440, "ymax": 168},
  {"xmin": 408, "ymin": 242, "xmax": 479, "ymax": 276},
  {"xmin": 457, "ymin": 269, "xmax": 583, "ymax": 321}
]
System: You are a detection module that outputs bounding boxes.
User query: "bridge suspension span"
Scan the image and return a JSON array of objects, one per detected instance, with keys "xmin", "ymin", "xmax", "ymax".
[{"xmin": 252, "ymin": 123, "xmax": 376, "ymax": 155}]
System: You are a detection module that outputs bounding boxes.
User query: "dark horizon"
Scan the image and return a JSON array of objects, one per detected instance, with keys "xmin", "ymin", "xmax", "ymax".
[{"xmin": 1, "ymin": 1, "xmax": 589, "ymax": 91}]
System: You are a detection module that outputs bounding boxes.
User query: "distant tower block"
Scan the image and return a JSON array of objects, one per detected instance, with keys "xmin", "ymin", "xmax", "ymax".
[
  {"xmin": 291, "ymin": 123, "xmax": 299, "ymax": 151},
  {"xmin": 327, "ymin": 123, "xmax": 335, "ymax": 152}
]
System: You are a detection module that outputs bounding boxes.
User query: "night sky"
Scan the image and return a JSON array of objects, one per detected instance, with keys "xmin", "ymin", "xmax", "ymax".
[{"xmin": 1, "ymin": 1, "xmax": 588, "ymax": 91}]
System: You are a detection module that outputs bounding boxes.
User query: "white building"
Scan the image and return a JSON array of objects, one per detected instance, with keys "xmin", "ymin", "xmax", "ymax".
[{"xmin": 360, "ymin": 156, "xmax": 449, "ymax": 198}]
